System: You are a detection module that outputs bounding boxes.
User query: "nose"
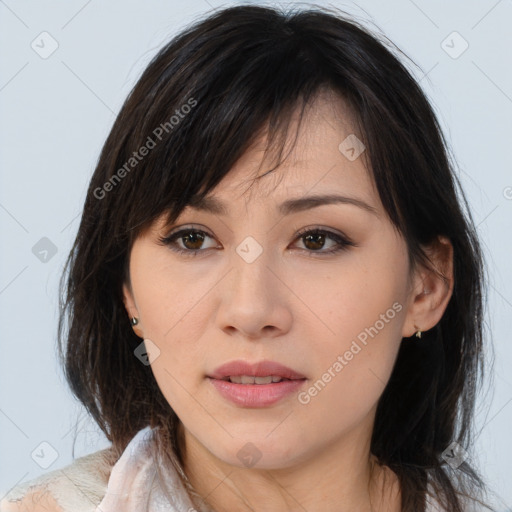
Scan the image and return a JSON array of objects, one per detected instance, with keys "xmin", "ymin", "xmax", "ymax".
[{"xmin": 215, "ymin": 248, "xmax": 293, "ymax": 340}]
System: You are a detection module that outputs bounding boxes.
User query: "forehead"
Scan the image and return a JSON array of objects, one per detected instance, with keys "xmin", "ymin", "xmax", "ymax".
[
  {"xmin": 142, "ymin": 91, "xmax": 384, "ymax": 239},
  {"xmin": 203, "ymin": 92, "xmax": 377, "ymax": 209}
]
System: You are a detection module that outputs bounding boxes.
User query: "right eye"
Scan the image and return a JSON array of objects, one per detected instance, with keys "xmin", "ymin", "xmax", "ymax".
[{"xmin": 156, "ymin": 227, "xmax": 219, "ymax": 257}]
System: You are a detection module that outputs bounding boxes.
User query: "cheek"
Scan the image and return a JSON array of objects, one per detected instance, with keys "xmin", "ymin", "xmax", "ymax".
[
  {"xmin": 297, "ymin": 243, "xmax": 408, "ymax": 416},
  {"xmin": 300, "ymin": 256, "xmax": 407, "ymax": 357},
  {"xmin": 295, "ymin": 306, "xmax": 404, "ymax": 444},
  {"xmin": 129, "ymin": 251, "xmax": 216, "ymax": 404},
  {"xmin": 145, "ymin": 335, "xmax": 207, "ymax": 418},
  {"xmin": 131, "ymin": 246, "xmax": 216, "ymax": 341},
  {"xmin": 327, "ymin": 235, "xmax": 409, "ymax": 340}
]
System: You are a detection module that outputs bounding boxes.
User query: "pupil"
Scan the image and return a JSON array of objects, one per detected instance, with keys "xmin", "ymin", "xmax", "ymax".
[
  {"xmin": 184, "ymin": 232, "xmax": 204, "ymax": 250},
  {"xmin": 304, "ymin": 233, "xmax": 324, "ymax": 250}
]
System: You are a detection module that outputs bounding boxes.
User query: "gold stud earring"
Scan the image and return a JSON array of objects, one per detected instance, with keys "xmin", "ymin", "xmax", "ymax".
[{"xmin": 414, "ymin": 324, "xmax": 422, "ymax": 338}]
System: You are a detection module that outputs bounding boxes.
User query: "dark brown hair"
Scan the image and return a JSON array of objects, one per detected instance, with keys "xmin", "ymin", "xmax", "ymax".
[{"xmin": 58, "ymin": 4, "xmax": 495, "ymax": 511}]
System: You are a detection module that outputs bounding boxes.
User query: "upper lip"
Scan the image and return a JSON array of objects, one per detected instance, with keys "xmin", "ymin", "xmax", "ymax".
[{"xmin": 208, "ymin": 360, "xmax": 306, "ymax": 380}]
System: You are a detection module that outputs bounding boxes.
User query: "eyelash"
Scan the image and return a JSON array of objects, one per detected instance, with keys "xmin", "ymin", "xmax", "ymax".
[{"xmin": 156, "ymin": 226, "xmax": 356, "ymax": 258}]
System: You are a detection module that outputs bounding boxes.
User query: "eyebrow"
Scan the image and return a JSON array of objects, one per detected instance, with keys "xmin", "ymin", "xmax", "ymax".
[{"xmin": 186, "ymin": 193, "xmax": 380, "ymax": 218}]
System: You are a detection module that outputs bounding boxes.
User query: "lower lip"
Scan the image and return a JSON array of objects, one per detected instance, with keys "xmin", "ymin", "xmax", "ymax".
[{"xmin": 208, "ymin": 377, "xmax": 307, "ymax": 407}]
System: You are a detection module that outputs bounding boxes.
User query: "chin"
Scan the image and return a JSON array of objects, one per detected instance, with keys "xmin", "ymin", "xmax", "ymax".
[{"xmin": 204, "ymin": 431, "xmax": 309, "ymax": 470}]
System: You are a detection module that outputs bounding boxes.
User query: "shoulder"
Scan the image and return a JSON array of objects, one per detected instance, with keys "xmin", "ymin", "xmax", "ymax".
[
  {"xmin": 0, "ymin": 487, "xmax": 64, "ymax": 512},
  {"xmin": 0, "ymin": 447, "xmax": 117, "ymax": 512}
]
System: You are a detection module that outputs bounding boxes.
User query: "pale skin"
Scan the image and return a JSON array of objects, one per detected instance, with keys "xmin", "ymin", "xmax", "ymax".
[{"xmin": 119, "ymin": 92, "xmax": 454, "ymax": 512}]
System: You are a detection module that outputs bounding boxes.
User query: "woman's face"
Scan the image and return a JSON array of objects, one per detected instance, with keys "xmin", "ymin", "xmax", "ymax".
[{"xmin": 123, "ymin": 95, "xmax": 432, "ymax": 470}]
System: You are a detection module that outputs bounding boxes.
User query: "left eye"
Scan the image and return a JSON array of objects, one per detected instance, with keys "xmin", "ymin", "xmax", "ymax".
[
  {"xmin": 157, "ymin": 227, "xmax": 356, "ymax": 257},
  {"xmin": 294, "ymin": 227, "xmax": 355, "ymax": 254}
]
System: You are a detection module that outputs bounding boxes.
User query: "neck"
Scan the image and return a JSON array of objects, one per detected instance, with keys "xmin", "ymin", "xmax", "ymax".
[{"xmin": 179, "ymin": 425, "xmax": 401, "ymax": 512}]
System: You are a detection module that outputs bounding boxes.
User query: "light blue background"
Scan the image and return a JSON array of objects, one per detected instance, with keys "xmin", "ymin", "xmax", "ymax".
[{"xmin": 1, "ymin": 1, "xmax": 511, "ymax": 509}]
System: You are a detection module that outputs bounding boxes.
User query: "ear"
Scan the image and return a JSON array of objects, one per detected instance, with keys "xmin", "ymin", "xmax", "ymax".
[
  {"xmin": 122, "ymin": 282, "xmax": 144, "ymax": 338},
  {"xmin": 401, "ymin": 236, "xmax": 454, "ymax": 338}
]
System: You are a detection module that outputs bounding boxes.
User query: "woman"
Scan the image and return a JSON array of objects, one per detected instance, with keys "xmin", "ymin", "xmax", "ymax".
[{"xmin": 1, "ymin": 4, "xmax": 496, "ymax": 511}]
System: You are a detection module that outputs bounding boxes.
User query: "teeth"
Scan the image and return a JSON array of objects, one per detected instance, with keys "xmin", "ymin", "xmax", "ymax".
[
  {"xmin": 255, "ymin": 376, "xmax": 273, "ymax": 384},
  {"xmin": 227, "ymin": 375, "xmax": 286, "ymax": 384}
]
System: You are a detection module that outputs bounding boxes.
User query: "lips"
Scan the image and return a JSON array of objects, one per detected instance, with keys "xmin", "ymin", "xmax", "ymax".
[
  {"xmin": 208, "ymin": 360, "xmax": 306, "ymax": 381},
  {"xmin": 207, "ymin": 360, "xmax": 307, "ymax": 408}
]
